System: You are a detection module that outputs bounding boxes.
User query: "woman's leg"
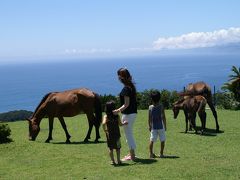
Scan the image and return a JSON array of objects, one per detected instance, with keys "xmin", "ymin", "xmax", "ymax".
[
  {"xmin": 109, "ymin": 149, "xmax": 115, "ymax": 164},
  {"xmin": 122, "ymin": 114, "xmax": 137, "ymax": 159}
]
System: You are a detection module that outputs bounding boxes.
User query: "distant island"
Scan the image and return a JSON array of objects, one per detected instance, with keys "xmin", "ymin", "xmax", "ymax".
[{"xmin": 0, "ymin": 110, "xmax": 33, "ymax": 122}]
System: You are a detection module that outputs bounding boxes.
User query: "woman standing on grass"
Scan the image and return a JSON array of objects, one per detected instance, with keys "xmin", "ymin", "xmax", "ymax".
[{"xmin": 113, "ymin": 68, "xmax": 137, "ymax": 161}]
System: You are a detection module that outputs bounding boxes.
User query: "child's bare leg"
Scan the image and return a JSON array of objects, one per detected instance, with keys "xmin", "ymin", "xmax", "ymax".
[
  {"xmin": 160, "ymin": 141, "xmax": 165, "ymax": 157},
  {"xmin": 109, "ymin": 149, "xmax": 115, "ymax": 164},
  {"xmin": 116, "ymin": 149, "xmax": 121, "ymax": 164},
  {"xmin": 149, "ymin": 141, "xmax": 155, "ymax": 158}
]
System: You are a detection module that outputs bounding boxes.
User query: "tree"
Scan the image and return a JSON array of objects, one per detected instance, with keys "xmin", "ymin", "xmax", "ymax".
[{"xmin": 222, "ymin": 66, "xmax": 240, "ymax": 102}]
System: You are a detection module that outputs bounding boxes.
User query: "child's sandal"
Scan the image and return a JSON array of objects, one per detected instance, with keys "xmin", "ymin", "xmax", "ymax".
[
  {"xmin": 150, "ymin": 153, "xmax": 157, "ymax": 158},
  {"xmin": 110, "ymin": 161, "xmax": 116, "ymax": 165}
]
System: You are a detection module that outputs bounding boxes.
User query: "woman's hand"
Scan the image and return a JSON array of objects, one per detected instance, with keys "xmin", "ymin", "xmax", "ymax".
[{"xmin": 112, "ymin": 109, "xmax": 120, "ymax": 115}]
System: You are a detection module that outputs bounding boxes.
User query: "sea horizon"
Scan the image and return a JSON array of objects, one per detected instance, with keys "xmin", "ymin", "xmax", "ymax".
[{"xmin": 0, "ymin": 54, "xmax": 239, "ymax": 113}]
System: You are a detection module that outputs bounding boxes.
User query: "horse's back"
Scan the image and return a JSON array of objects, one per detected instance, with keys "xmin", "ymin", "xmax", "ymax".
[{"xmin": 45, "ymin": 88, "xmax": 97, "ymax": 117}]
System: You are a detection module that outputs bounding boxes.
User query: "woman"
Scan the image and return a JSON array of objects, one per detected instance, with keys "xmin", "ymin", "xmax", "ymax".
[{"xmin": 113, "ymin": 68, "xmax": 137, "ymax": 161}]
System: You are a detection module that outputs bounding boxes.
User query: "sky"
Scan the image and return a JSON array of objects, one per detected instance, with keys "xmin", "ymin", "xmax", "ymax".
[{"xmin": 0, "ymin": 0, "xmax": 240, "ymax": 63}]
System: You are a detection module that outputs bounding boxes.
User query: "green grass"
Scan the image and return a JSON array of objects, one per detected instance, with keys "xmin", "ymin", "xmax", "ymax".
[{"xmin": 0, "ymin": 110, "xmax": 240, "ymax": 179}]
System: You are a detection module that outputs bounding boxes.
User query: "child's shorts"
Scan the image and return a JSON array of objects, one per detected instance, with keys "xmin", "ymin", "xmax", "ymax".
[{"xmin": 150, "ymin": 129, "xmax": 166, "ymax": 142}]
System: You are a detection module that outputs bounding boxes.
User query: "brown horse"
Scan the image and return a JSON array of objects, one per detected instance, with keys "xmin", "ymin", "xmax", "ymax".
[
  {"xmin": 173, "ymin": 95, "xmax": 207, "ymax": 134},
  {"xmin": 179, "ymin": 81, "xmax": 219, "ymax": 132},
  {"xmin": 27, "ymin": 88, "xmax": 102, "ymax": 143}
]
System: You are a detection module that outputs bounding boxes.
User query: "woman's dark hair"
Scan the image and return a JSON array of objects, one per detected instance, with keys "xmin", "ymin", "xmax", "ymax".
[
  {"xmin": 105, "ymin": 101, "xmax": 118, "ymax": 120},
  {"xmin": 117, "ymin": 68, "xmax": 136, "ymax": 94},
  {"xmin": 150, "ymin": 91, "xmax": 161, "ymax": 103}
]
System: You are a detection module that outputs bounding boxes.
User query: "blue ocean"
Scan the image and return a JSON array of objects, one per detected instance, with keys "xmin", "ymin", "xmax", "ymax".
[{"xmin": 0, "ymin": 54, "xmax": 239, "ymax": 113}]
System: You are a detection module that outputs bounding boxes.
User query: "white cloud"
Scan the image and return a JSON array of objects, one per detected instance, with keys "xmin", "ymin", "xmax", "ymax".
[
  {"xmin": 64, "ymin": 48, "xmax": 114, "ymax": 55},
  {"xmin": 153, "ymin": 27, "xmax": 240, "ymax": 50}
]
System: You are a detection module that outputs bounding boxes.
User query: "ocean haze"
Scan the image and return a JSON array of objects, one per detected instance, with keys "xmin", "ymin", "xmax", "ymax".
[{"xmin": 0, "ymin": 54, "xmax": 239, "ymax": 113}]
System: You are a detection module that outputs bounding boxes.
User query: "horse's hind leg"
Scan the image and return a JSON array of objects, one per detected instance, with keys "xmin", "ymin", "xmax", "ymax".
[
  {"xmin": 84, "ymin": 113, "xmax": 94, "ymax": 142},
  {"xmin": 94, "ymin": 122, "xmax": 100, "ymax": 142},
  {"xmin": 208, "ymin": 101, "xmax": 219, "ymax": 132},
  {"xmin": 46, "ymin": 117, "xmax": 54, "ymax": 143},
  {"xmin": 198, "ymin": 112, "xmax": 206, "ymax": 135},
  {"xmin": 85, "ymin": 112, "xmax": 100, "ymax": 143},
  {"xmin": 58, "ymin": 117, "xmax": 71, "ymax": 144}
]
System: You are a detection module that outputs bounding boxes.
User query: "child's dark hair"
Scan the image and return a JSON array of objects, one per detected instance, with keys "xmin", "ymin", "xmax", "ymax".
[
  {"xmin": 105, "ymin": 100, "xmax": 118, "ymax": 119},
  {"xmin": 150, "ymin": 91, "xmax": 161, "ymax": 103}
]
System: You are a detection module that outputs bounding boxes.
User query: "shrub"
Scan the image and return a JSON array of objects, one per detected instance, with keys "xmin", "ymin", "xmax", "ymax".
[{"xmin": 0, "ymin": 124, "xmax": 12, "ymax": 143}]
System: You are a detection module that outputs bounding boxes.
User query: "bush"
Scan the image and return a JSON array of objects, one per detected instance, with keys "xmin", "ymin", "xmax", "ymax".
[
  {"xmin": 215, "ymin": 91, "xmax": 240, "ymax": 110},
  {"xmin": 0, "ymin": 124, "xmax": 12, "ymax": 143}
]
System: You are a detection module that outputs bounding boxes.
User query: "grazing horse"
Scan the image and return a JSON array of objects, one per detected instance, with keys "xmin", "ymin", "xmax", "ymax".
[
  {"xmin": 173, "ymin": 95, "xmax": 207, "ymax": 134},
  {"xmin": 179, "ymin": 81, "xmax": 219, "ymax": 132},
  {"xmin": 27, "ymin": 88, "xmax": 102, "ymax": 143}
]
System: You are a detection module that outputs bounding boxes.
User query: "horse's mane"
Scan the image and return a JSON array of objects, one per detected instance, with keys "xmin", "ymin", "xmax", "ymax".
[{"xmin": 31, "ymin": 92, "xmax": 53, "ymax": 118}]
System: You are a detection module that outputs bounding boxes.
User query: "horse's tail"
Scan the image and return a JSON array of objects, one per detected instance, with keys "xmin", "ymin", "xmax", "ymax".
[
  {"xmin": 30, "ymin": 92, "xmax": 53, "ymax": 118},
  {"xmin": 94, "ymin": 93, "xmax": 102, "ymax": 127}
]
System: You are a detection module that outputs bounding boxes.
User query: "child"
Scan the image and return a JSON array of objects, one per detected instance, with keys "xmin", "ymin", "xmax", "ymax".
[
  {"xmin": 102, "ymin": 101, "xmax": 128, "ymax": 165},
  {"xmin": 148, "ymin": 91, "xmax": 167, "ymax": 158}
]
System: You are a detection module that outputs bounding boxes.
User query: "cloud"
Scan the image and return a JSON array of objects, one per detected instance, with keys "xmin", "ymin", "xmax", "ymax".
[
  {"xmin": 153, "ymin": 27, "xmax": 240, "ymax": 50},
  {"xmin": 64, "ymin": 48, "xmax": 114, "ymax": 55}
]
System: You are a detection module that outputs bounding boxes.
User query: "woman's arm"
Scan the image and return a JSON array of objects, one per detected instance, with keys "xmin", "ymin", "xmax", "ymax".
[{"xmin": 113, "ymin": 96, "xmax": 129, "ymax": 115}]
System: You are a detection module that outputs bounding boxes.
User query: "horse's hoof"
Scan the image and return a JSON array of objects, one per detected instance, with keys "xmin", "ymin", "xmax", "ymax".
[
  {"xmin": 94, "ymin": 139, "xmax": 99, "ymax": 143},
  {"xmin": 84, "ymin": 138, "xmax": 89, "ymax": 143},
  {"xmin": 45, "ymin": 139, "xmax": 51, "ymax": 143},
  {"xmin": 66, "ymin": 140, "xmax": 71, "ymax": 144}
]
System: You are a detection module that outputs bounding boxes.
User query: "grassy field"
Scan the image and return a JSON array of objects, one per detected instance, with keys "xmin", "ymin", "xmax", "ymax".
[{"xmin": 0, "ymin": 109, "xmax": 240, "ymax": 179}]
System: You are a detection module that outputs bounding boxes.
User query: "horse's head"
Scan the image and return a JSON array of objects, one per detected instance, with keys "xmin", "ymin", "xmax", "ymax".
[
  {"xmin": 27, "ymin": 118, "xmax": 40, "ymax": 141},
  {"xmin": 172, "ymin": 104, "xmax": 180, "ymax": 119},
  {"xmin": 172, "ymin": 99, "xmax": 184, "ymax": 119}
]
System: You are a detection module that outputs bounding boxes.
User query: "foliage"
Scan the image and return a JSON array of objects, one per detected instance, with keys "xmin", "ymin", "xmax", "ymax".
[
  {"xmin": 215, "ymin": 91, "xmax": 240, "ymax": 110},
  {"xmin": 0, "ymin": 90, "xmax": 237, "ymax": 123},
  {"xmin": 100, "ymin": 89, "xmax": 237, "ymax": 111},
  {"xmin": 0, "ymin": 123, "xmax": 12, "ymax": 143},
  {"xmin": 222, "ymin": 66, "xmax": 240, "ymax": 102},
  {"xmin": 100, "ymin": 94, "xmax": 120, "ymax": 111},
  {"xmin": 0, "ymin": 110, "xmax": 239, "ymax": 179},
  {"xmin": 0, "ymin": 110, "xmax": 33, "ymax": 122}
]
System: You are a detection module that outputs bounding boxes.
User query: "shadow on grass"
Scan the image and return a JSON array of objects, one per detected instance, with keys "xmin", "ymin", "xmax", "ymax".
[
  {"xmin": 158, "ymin": 155, "xmax": 180, "ymax": 159},
  {"xmin": 180, "ymin": 127, "xmax": 224, "ymax": 137},
  {"xmin": 133, "ymin": 157, "xmax": 157, "ymax": 164},
  {"xmin": 52, "ymin": 140, "xmax": 106, "ymax": 145}
]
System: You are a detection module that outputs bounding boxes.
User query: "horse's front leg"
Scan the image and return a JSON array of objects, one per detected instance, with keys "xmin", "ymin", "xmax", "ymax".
[
  {"xmin": 184, "ymin": 111, "xmax": 188, "ymax": 133},
  {"xmin": 45, "ymin": 117, "xmax": 54, "ymax": 143},
  {"xmin": 58, "ymin": 117, "xmax": 71, "ymax": 144}
]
